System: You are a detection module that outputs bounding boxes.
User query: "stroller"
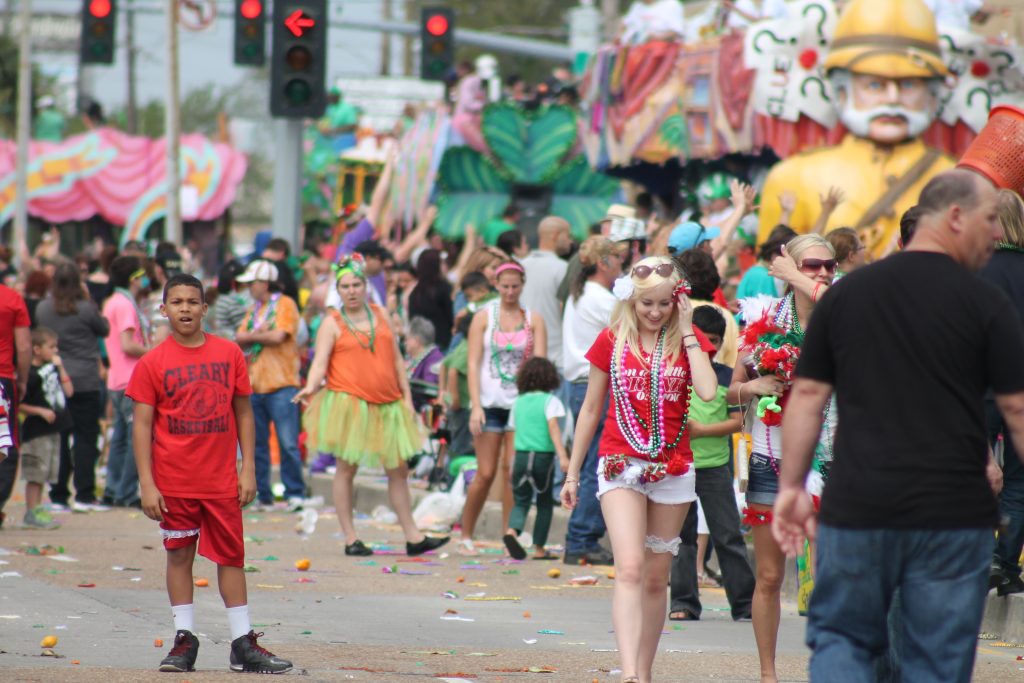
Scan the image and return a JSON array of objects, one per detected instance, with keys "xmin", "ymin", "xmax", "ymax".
[{"xmin": 409, "ymin": 378, "xmax": 452, "ymax": 490}]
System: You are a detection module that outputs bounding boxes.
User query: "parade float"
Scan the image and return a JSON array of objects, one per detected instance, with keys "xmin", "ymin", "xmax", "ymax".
[
  {"xmin": 388, "ymin": 102, "xmax": 620, "ymax": 241},
  {"xmin": 576, "ymin": 0, "xmax": 1024, "ymax": 257},
  {"xmin": 0, "ymin": 127, "xmax": 247, "ymax": 246}
]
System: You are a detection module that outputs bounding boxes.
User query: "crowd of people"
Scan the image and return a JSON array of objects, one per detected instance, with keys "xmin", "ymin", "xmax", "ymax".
[{"xmin": 0, "ymin": 156, "xmax": 1019, "ymax": 680}]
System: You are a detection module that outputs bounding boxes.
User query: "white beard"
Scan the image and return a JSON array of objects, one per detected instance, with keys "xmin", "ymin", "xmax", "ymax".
[{"xmin": 838, "ymin": 103, "xmax": 935, "ymax": 141}]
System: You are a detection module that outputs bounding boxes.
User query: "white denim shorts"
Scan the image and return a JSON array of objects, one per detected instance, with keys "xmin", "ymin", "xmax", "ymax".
[{"xmin": 596, "ymin": 456, "xmax": 697, "ymax": 505}]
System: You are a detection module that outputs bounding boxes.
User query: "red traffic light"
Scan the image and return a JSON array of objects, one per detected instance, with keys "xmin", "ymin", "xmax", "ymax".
[
  {"xmin": 240, "ymin": 0, "xmax": 263, "ymax": 20},
  {"xmin": 426, "ymin": 14, "xmax": 449, "ymax": 36},
  {"xmin": 89, "ymin": 0, "xmax": 112, "ymax": 18}
]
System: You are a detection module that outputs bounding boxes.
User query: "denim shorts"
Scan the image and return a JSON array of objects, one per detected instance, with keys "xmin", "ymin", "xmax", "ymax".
[
  {"xmin": 746, "ymin": 452, "xmax": 780, "ymax": 506},
  {"xmin": 482, "ymin": 407, "xmax": 512, "ymax": 433}
]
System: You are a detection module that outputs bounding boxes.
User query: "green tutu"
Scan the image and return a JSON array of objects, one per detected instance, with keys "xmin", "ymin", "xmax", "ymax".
[{"xmin": 304, "ymin": 390, "xmax": 423, "ymax": 469}]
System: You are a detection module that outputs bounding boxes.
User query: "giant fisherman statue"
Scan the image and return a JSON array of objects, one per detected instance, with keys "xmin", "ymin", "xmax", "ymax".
[{"xmin": 757, "ymin": 0, "xmax": 955, "ymax": 259}]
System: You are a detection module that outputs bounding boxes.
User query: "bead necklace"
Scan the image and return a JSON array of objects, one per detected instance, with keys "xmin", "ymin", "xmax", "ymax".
[
  {"xmin": 245, "ymin": 294, "xmax": 281, "ymax": 363},
  {"xmin": 608, "ymin": 328, "xmax": 691, "ymax": 459},
  {"xmin": 407, "ymin": 345, "xmax": 438, "ymax": 374},
  {"xmin": 997, "ymin": 242, "xmax": 1024, "ymax": 254},
  {"xmin": 114, "ymin": 287, "xmax": 151, "ymax": 348},
  {"xmin": 489, "ymin": 301, "xmax": 532, "ymax": 385},
  {"xmin": 764, "ymin": 294, "xmax": 803, "ymax": 476},
  {"xmin": 340, "ymin": 303, "xmax": 376, "ymax": 352}
]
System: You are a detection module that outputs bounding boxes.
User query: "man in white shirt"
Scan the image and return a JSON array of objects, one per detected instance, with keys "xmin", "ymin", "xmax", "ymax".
[
  {"xmin": 520, "ymin": 217, "xmax": 572, "ymax": 373},
  {"xmin": 561, "ymin": 236, "xmax": 626, "ymax": 565},
  {"xmin": 622, "ymin": 0, "xmax": 686, "ymax": 44}
]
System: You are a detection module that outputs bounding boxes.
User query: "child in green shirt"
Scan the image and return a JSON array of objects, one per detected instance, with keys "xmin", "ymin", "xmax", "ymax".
[{"xmin": 503, "ymin": 357, "xmax": 568, "ymax": 561}]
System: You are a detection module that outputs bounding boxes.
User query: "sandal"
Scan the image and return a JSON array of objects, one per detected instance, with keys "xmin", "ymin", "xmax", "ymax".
[
  {"xmin": 531, "ymin": 550, "xmax": 558, "ymax": 561},
  {"xmin": 622, "ymin": 676, "xmax": 640, "ymax": 682},
  {"xmin": 698, "ymin": 572, "xmax": 721, "ymax": 588},
  {"xmin": 503, "ymin": 533, "xmax": 527, "ymax": 560},
  {"xmin": 668, "ymin": 609, "xmax": 698, "ymax": 621},
  {"xmin": 344, "ymin": 539, "xmax": 374, "ymax": 557},
  {"xmin": 456, "ymin": 539, "xmax": 478, "ymax": 556}
]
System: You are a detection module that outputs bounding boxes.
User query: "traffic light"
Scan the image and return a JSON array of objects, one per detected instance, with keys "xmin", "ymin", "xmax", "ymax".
[
  {"xmin": 420, "ymin": 7, "xmax": 455, "ymax": 82},
  {"xmin": 234, "ymin": 0, "xmax": 266, "ymax": 66},
  {"xmin": 80, "ymin": 0, "xmax": 117, "ymax": 65},
  {"xmin": 270, "ymin": 0, "xmax": 328, "ymax": 118}
]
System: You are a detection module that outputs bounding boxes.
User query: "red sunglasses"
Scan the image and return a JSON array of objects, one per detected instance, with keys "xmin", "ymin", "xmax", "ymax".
[
  {"xmin": 632, "ymin": 263, "xmax": 676, "ymax": 279},
  {"xmin": 800, "ymin": 258, "xmax": 837, "ymax": 273}
]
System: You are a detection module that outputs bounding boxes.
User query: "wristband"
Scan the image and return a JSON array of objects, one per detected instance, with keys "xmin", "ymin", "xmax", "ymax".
[
  {"xmin": 564, "ymin": 477, "xmax": 579, "ymax": 484},
  {"xmin": 685, "ymin": 342, "xmax": 701, "ymax": 350},
  {"xmin": 682, "ymin": 333, "xmax": 696, "ymax": 339}
]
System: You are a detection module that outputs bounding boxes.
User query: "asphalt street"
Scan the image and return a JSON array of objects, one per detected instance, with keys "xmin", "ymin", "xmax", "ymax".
[{"xmin": 0, "ymin": 493, "xmax": 1021, "ymax": 682}]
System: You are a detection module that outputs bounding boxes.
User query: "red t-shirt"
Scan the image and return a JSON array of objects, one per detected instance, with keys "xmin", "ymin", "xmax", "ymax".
[
  {"xmin": 0, "ymin": 286, "xmax": 30, "ymax": 380},
  {"xmin": 586, "ymin": 327, "xmax": 715, "ymax": 466},
  {"xmin": 126, "ymin": 334, "xmax": 253, "ymax": 499}
]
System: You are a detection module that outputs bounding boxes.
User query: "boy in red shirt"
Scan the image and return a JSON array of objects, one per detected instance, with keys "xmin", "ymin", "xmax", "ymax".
[{"xmin": 129, "ymin": 274, "xmax": 292, "ymax": 674}]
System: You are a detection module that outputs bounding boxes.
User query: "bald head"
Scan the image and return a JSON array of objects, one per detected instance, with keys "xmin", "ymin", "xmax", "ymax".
[
  {"xmin": 910, "ymin": 169, "xmax": 1001, "ymax": 271},
  {"xmin": 537, "ymin": 216, "xmax": 572, "ymax": 255}
]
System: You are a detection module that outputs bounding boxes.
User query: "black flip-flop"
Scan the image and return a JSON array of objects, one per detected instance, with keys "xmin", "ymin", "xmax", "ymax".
[
  {"xmin": 531, "ymin": 551, "xmax": 558, "ymax": 561},
  {"xmin": 503, "ymin": 533, "xmax": 527, "ymax": 560}
]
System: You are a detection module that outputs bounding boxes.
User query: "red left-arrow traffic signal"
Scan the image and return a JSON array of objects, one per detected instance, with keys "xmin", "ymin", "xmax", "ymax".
[
  {"xmin": 284, "ymin": 9, "xmax": 315, "ymax": 37},
  {"xmin": 271, "ymin": 0, "xmax": 328, "ymax": 118}
]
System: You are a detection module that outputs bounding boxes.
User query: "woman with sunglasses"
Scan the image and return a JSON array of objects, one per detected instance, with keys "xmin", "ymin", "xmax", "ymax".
[
  {"xmin": 294, "ymin": 254, "xmax": 449, "ymax": 558},
  {"xmin": 562, "ymin": 256, "xmax": 717, "ymax": 683},
  {"xmin": 460, "ymin": 261, "xmax": 547, "ymax": 555},
  {"xmin": 730, "ymin": 233, "xmax": 836, "ymax": 683}
]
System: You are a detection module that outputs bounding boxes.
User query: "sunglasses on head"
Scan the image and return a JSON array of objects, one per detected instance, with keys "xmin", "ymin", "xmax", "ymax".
[
  {"xmin": 632, "ymin": 263, "xmax": 676, "ymax": 279},
  {"xmin": 800, "ymin": 258, "xmax": 838, "ymax": 273}
]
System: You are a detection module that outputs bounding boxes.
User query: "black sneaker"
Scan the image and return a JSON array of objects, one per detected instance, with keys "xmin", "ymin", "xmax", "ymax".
[
  {"xmin": 229, "ymin": 630, "xmax": 293, "ymax": 674},
  {"xmin": 407, "ymin": 535, "xmax": 450, "ymax": 556},
  {"xmin": 998, "ymin": 573, "xmax": 1024, "ymax": 597},
  {"xmin": 344, "ymin": 539, "xmax": 374, "ymax": 556},
  {"xmin": 159, "ymin": 629, "xmax": 199, "ymax": 672}
]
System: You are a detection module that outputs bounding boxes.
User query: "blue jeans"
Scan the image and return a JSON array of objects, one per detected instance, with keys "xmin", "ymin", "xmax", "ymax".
[
  {"xmin": 808, "ymin": 524, "xmax": 993, "ymax": 683},
  {"xmin": 565, "ymin": 381, "xmax": 608, "ymax": 554},
  {"xmin": 252, "ymin": 386, "xmax": 305, "ymax": 503},
  {"xmin": 989, "ymin": 401, "xmax": 1024, "ymax": 578},
  {"xmin": 104, "ymin": 390, "xmax": 139, "ymax": 505}
]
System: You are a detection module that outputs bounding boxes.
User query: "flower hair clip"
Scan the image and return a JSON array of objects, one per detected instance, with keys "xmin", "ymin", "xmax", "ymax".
[
  {"xmin": 672, "ymin": 278, "xmax": 692, "ymax": 303},
  {"xmin": 612, "ymin": 275, "xmax": 635, "ymax": 301}
]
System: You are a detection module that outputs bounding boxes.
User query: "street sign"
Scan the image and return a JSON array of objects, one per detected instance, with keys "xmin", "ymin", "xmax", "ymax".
[
  {"xmin": 178, "ymin": 0, "xmax": 217, "ymax": 32},
  {"xmin": 270, "ymin": 0, "xmax": 328, "ymax": 118}
]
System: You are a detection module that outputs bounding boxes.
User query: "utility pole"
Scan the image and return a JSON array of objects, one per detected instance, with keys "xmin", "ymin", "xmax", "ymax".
[
  {"xmin": 165, "ymin": 0, "xmax": 181, "ymax": 245},
  {"xmin": 402, "ymin": 0, "xmax": 414, "ymax": 77},
  {"xmin": 380, "ymin": 0, "xmax": 392, "ymax": 76},
  {"xmin": 126, "ymin": 0, "xmax": 138, "ymax": 134},
  {"xmin": 601, "ymin": 0, "xmax": 619, "ymax": 41},
  {"xmin": 14, "ymin": 0, "xmax": 32, "ymax": 270}
]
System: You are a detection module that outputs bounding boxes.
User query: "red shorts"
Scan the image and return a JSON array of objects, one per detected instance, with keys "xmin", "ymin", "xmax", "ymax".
[{"xmin": 160, "ymin": 496, "xmax": 244, "ymax": 568}]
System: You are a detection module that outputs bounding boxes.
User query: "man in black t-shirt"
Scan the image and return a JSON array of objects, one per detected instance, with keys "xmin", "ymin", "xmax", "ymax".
[{"xmin": 773, "ymin": 170, "xmax": 1024, "ymax": 682}]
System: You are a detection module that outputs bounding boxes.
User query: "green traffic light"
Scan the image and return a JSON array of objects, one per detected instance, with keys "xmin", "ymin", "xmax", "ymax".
[{"xmin": 284, "ymin": 79, "xmax": 312, "ymax": 105}]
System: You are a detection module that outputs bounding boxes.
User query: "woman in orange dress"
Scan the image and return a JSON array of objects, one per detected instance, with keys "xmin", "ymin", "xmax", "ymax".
[{"xmin": 295, "ymin": 254, "xmax": 449, "ymax": 557}]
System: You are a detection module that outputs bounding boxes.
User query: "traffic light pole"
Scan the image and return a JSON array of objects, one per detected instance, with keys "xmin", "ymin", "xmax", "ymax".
[
  {"xmin": 13, "ymin": 0, "xmax": 32, "ymax": 271},
  {"xmin": 165, "ymin": 0, "xmax": 182, "ymax": 245},
  {"xmin": 270, "ymin": 119, "xmax": 303, "ymax": 254}
]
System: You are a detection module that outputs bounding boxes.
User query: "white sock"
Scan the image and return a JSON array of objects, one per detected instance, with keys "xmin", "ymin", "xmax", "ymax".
[
  {"xmin": 172, "ymin": 603, "xmax": 194, "ymax": 633},
  {"xmin": 226, "ymin": 604, "xmax": 251, "ymax": 640}
]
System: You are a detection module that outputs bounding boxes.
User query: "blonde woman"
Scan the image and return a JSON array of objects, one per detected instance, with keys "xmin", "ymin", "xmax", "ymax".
[
  {"xmin": 562, "ymin": 256, "xmax": 717, "ymax": 683},
  {"xmin": 729, "ymin": 233, "xmax": 836, "ymax": 683}
]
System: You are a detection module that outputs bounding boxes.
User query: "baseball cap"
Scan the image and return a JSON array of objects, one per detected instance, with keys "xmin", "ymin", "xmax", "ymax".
[
  {"xmin": 668, "ymin": 222, "xmax": 720, "ymax": 253},
  {"xmin": 236, "ymin": 259, "xmax": 280, "ymax": 283}
]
